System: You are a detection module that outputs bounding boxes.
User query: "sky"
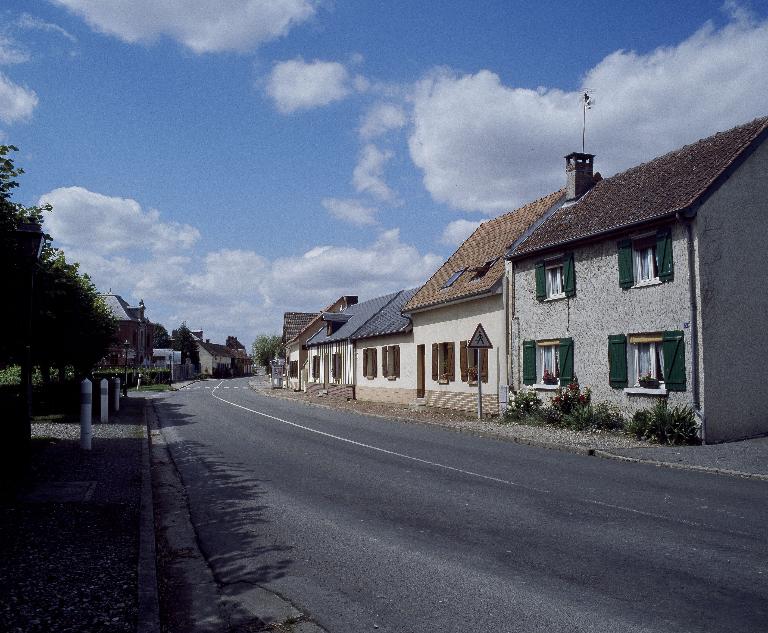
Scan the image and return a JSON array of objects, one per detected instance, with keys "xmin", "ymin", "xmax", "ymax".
[{"xmin": 2, "ymin": 0, "xmax": 767, "ymax": 348}]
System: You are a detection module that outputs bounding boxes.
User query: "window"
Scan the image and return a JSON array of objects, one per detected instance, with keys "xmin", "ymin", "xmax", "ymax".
[
  {"xmin": 460, "ymin": 341, "xmax": 488, "ymax": 383},
  {"xmin": 472, "ymin": 258, "xmax": 498, "ymax": 281},
  {"xmin": 311, "ymin": 355, "xmax": 320, "ymax": 380},
  {"xmin": 546, "ymin": 261, "xmax": 564, "ymax": 298},
  {"xmin": 332, "ymin": 353, "xmax": 343, "ymax": 383},
  {"xmin": 289, "ymin": 360, "xmax": 298, "ymax": 378},
  {"xmin": 431, "ymin": 342, "xmax": 455, "ymax": 382},
  {"xmin": 618, "ymin": 229, "xmax": 673, "ymax": 289},
  {"xmin": 522, "ymin": 338, "xmax": 573, "ymax": 386},
  {"xmin": 382, "ymin": 345, "xmax": 400, "ymax": 379},
  {"xmin": 609, "ymin": 331, "xmax": 685, "ymax": 391},
  {"xmin": 442, "ymin": 269, "xmax": 466, "ymax": 289},
  {"xmin": 535, "ymin": 253, "xmax": 575, "ymax": 300}
]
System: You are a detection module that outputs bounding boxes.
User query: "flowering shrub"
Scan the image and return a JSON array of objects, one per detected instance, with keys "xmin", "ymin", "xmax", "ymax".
[
  {"xmin": 551, "ymin": 382, "xmax": 591, "ymax": 415},
  {"xmin": 503, "ymin": 389, "xmax": 543, "ymax": 422},
  {"xmin": 542, "ymin": 369, "xmax": 558, "ymax": 384}
]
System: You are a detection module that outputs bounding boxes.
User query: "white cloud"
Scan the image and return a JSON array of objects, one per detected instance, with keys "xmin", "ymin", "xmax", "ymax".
[
  {"xmin": 39, "ymin": 186, "xmax": 439, "ymax": 346},
  {"xmin": 352, "ymin": 143, "xmax": 396, "ymax": 202},
  {"xmin": 440, "ymin": 219, "xmax": 485, "ymax": 246},
  {"xmin": 0, "ymin": 36, "xmax": 30, "ymax": 65},
  {"xmin": 0, "ymin": 72, "xmax": 38, "ymax": 124},
  {"xmin": 17, "ymin": 13, "xmax": 77, "ymax": 42},
  {"xmin": 359, "ymin": 102, "xmax": 406, "ymax": 140},
  {"xmin": 40, "ymin": 187, "xmax": 200, "ymax": 254},
  {"xmin": 409, "ymin": 13, "xmax": 768, "ymax": 213},
  {"xmin": 266, "ymin": 58, "xmax": 353, "ymax": 113},
  {"xmin": 50, "ymin": 0, "xmax": 316, "ymax": 53},
  {"xmin": 322, "ymin": 198, "xmax": 378, "ymax": 226}
]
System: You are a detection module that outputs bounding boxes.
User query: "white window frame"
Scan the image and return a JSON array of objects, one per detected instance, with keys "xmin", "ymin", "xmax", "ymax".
[
  {"xmin": 628, "ymin": 340, "xmax": 665, "ymax": 388},
  {"xmin": 545, "ymin": 259, "xmax": 565, "ymax": 299},
  {"xmin": 537, "ymin": 342, "xmax": 559, "ymax": 384},
  {"xmin": 385, "ymin": 345, "xmax": 398, "ymax": 379},
  {"xmin": 632, "ymin": 234, "xmax": 659, "ymax": 286}
]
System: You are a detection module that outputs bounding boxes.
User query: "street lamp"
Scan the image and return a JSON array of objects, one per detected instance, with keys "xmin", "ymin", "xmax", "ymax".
[
  {"xmin": 15, "ymin": 222, "xmax": 44, "ymax": 464},
  {"xmin": 123, "ymin": 339, "xmax": 129, "ymax": 397}
]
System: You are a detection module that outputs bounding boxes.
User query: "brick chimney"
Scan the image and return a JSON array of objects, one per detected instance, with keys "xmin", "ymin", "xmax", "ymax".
[{"xmin": 565, "ymin": 152, "xmax": 595, "ymax": 201}]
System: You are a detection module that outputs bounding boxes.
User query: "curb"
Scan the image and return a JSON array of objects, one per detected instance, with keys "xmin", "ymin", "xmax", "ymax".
[
  {"xmin": 247, "ymin": 383, "xmax": 768, "ymax": 481},
  {"xmin": 137, "ymin": 402, "xmax": 161, "ymax": 633}
]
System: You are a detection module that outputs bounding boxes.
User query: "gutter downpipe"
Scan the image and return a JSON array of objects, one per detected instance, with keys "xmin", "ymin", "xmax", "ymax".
[
  {"xmin": 502, "ymin": 262, "xmax": 510, "ymax": 388},
  {"xmin": 679, "ymin": 211, "xmax": 705, "ymax": 444}
]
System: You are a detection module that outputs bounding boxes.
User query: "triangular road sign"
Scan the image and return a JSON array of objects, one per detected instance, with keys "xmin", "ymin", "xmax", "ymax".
[{"xmin": 467, "ymin": 323, "xmax": 492, "ymax": 349}]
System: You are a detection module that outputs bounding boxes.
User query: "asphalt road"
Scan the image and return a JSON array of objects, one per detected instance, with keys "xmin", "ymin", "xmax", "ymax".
[{"xmin": 154, "ymin": 377, "xmax": 768, "ymax": 633}]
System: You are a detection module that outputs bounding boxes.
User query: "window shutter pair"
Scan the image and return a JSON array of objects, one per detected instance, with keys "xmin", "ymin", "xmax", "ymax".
[
  {"xmin": 382, "ymin": 346, "xmax": 389, "ymax": 377},
  {"xmin": 558, "ymin": 338, "xmax": 574, "ymax": 386},
  {"xmin": 535, "ymin": 262, "xmax": 546, "ymax": 300},
  {"xmin": 460, "ymin": 341, "xmax": 468, "ymax": 381},
  {"xmin": 431, "ymin": 343, "xmax": 439, "ymax": 380},
  {"xmin": 522, "ymin": 340, "xmax": 536, "ymax": 385}
]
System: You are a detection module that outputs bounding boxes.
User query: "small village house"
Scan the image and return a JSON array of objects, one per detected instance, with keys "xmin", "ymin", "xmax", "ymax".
[{"xmin": 99, "ymin": 294, "xmax": 153, "ymax": 367}]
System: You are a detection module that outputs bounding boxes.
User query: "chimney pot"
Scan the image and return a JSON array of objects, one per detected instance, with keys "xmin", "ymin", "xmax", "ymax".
[{"xmin": 565, "ymin": 152, "xmax": 596, "ymax": 201}]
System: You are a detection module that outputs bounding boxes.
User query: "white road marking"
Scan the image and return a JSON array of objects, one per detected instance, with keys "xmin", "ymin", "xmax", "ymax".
[
  {"xmin": 209, "ymin": 381, "xmax": 755, "ymax": 537},
  {"xmin": 210, "ymin": 381, "xmax": 550, "ymax": 494}
]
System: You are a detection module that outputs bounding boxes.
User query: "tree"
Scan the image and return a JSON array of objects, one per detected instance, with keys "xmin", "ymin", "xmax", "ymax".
[
  {"xmin": 153, "ymin": 323, "xmax": 171, "ymax": 348},
  {"xmin": 251, "ymin": 334, "xmax": 282, "ymax": 370},
  {"xmin": 172, "ymin": 322, "xmax": 199, "ymax": 368}
]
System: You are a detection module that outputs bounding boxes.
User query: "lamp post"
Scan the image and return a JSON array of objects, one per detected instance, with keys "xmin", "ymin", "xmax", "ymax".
[
  {"xmin": 15, "ymin": 222, "xmax": 44, "ymax": 464},
  {"xmin": 123, "ymin": 339, "xmax": 129, "ymax": 397}
]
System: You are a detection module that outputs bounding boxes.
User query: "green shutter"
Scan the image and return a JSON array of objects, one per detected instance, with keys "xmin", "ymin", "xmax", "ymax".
[
  {"xmin": 563, "ymin": 252, "xmax": 576, "ymax": 297},
  {"xmin": 608, "ymin": 334, "xmax": 628, "ymax": 388},
  {"xmin": 558, "ymin": 337, "xmax": 574, "ymax": 386},
  {"xmin": 663, "ymin": 330, "xmax": 686, "ymax": 391},
  {"xmin": 522, "ymin": 340, "xmax": 536, "ymax": 385},
  {"xmin": 535, "ymin": 262, "xmax": 546, "ymax": 300},
  {"xmin": 617, "ymin": 240, "xmax": 634, "ymax": 289},
  {"xmin": 656, "ymin": 228, "xmax": 674, "ymax": 282}
]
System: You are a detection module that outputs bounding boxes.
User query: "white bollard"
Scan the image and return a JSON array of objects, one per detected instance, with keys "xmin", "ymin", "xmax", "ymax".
[
  {"xmin": 113, "ymin": 378, "xmax": 121, "ymax": 413},
  {"xmin": 100, "ymin": 379, "xmax": 109, "ymax": 423},
  {"xmin": 136, "ymin": 374, "xmax": 141, "ymax": 391},
  {"xmin": 80, "ymin": 378, "xmax": 92, "ymax": 450}
]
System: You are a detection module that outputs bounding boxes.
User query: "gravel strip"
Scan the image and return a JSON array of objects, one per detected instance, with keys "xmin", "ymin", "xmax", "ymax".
[{"xmin": 249, "ymin": 380, "xmax": 650, "ymax": 452}]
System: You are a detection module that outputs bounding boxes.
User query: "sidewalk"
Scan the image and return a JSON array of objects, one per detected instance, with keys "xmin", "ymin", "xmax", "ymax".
[
  {"xmin": 0, "ymin": 395, "xmax": 158, "ymax": 633},
  {"xmin": 253, "ymin": 380, "xmax": 768, "ymax": 480}
]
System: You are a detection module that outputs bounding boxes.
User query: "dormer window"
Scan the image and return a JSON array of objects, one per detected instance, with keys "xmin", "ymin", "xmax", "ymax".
[
  {"xmin": 472, "ymin": 258, "xmax": 498, "ymax": 281},
  {"xmin": 442, "ymin": 268, "xmax": 466, "ymax": 289}
]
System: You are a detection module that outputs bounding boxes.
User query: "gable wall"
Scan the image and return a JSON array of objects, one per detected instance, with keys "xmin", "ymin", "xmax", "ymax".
[
  {"xmin": 355, "ymin": 332, "xmax": 416, "ymax": 405},
  {"xmin": 695, "ymin": 137, "xmax": 768, "ymax": 441}
]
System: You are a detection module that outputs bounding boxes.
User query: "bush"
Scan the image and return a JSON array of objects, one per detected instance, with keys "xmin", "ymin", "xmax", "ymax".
[
  {"xmin": 626, "ymin": 401, "xmax": 700, "ymax": 445},
  {"xmin": 590, "ymin": 402, "xmax": 625, "ymax": 431},
  {"xmin": 551, "ymin": 382, "xmax": 591, "ymax": 415}
]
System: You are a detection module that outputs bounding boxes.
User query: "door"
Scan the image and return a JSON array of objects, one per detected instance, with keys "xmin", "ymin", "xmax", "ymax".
[{"xmin": 416, "ymin": 344, "xmax": 425, "ymax": 398}]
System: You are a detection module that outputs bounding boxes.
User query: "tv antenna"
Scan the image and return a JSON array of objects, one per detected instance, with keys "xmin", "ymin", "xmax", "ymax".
[{"xmin": 581, "ymin": 90, "xmax": 595, "ymax": 153}]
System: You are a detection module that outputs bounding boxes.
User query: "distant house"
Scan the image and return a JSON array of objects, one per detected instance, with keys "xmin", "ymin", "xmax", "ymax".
[
  {"xmin": 99, "ymin": 294, "xmax": 153, "ymax": 367},
  {"xmin": 283, "ymin": 297, "xmax": 357, "ymax": 391},
  {"xmin": 197, "ymin": 336, "xmax": 253, "ymax": 377},
  {"xmin": 402, "ymin": 190, "xmax": 563, "ymax": 414},
  {"xmin": 508, "ymin": 115, "xmax": 768, "ymax": 443}
]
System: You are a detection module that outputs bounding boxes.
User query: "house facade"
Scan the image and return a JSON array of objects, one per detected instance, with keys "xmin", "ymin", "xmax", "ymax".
[
  {"xmin": 403, "ymin": 190, "xmax": 563, "ymax": 415},
  {"xmin": 509, "ymin": 116, "xmax": 768, "ymax": 443},
  {"xmin": 197, "ymin": 337, "xmax": 252, "ymax": 377},
  {"xmin": 100, "ymin": 294, "xmax": 153, "ymax": 367}
]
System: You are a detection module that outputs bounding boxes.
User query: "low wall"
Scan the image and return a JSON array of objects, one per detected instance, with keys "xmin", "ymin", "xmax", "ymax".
[
  {"xmin": 425, "ymin": 389, "xmax": 499, "ymax": 415},
  {"xmin": 305, "ymin": 383, "xmax": 355, "ymax": 400},
  {"xmin": 356, "ymin": 385, "xmax": 416, "ymax": 406}
]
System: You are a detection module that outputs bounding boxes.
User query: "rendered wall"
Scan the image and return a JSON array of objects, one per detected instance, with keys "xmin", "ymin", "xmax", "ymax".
[
  {"xmin": 695, "ymin": 138, "xmax": 768, "ymax": 441},
  {"xmin": 355, "ymin": 332, "xmax": 416, "ymax": 405}
]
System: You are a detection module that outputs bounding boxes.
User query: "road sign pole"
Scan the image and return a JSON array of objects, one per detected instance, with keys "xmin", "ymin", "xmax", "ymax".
[{"xmin": 476, "ymin": 348, "xmax": 483, "ymax": 419}]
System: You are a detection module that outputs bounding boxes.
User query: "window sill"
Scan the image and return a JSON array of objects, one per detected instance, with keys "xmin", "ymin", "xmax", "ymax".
[
  {"xmin": 632, "ymin": 278, "xmax": 662, "ymax": 289},
  {"xmin": 365, "ymin": 376, "xmax": 374, "ymax": 380},
  {"xmin": 533, "ymin": 383, "xmax": 560, "ymax": 391},
  {"xmin": 387, "ymin": 376, "xmax": 397, "ymax": 381},
  {"xmin": 544, "ymin": 293, "xmax": 566, "ymax": 301},
  {"xmin": 438, "ymin": 379, "xmax": 450, "ymax": 385},
  {"xmin": 624, "ymin": 386, "xmax": 668, "ymax": 396}
]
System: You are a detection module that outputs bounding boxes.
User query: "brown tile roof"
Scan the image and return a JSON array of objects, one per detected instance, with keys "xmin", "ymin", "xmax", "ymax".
[
  {"xmin": 512, "ymin": 115, "xmax": 768, "ymax": 257},
  {"xmin": 404, "ymin": 190, "xmax": 564, "ymax": 312},
  {"xmin": 197, "ymin": 340, "xmax": 240, "ymax": 358},
  {"xmin": 282, "ymin": 311, "xmax": 320, "ymax": 343}
]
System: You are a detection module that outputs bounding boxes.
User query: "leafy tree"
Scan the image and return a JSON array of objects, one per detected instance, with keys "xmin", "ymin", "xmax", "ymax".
[
  {"xmin": 153, "ymin": 322, "xmax": 171, "ymax": 348},
  {"xmin": 251, "ymin": 334, "xmax": 283, "ymax": 370},
  {"xmin": 172, "ymin": 322, "xmax": 199, "ymax": 367}
]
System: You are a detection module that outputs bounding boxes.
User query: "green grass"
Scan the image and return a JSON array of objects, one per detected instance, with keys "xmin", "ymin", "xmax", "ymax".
[
  {"xmin": 136, "ymin": 383, "xmax": 175, "ymax": 392},
  {"xmin": 32, "ymin": 413, "xmax": 79, "ymax": 424}
]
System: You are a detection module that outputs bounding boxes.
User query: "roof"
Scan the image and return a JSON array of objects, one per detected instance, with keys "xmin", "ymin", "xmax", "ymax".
[
  {"xmin": 404, "ymin": 190, "xmax": 564, "ymax": 312},
  {"xmin": 306, "ymin": 291, "xmax": 402, "ymax": 346},
  {"xmin": 511, "ymin": 115, "xmax": 768, "ymax": 257},
  {"xmin": 197, "ymin": 340, "xmax": 241, "ymax": 359},
  {"xmin": 282, "ymin": 311, "xmax": 319, "ymax": 343},
  {"xmin": 101, "ymin": 294, "xmax": 141, "ymax": 322},
  {"xmin": 352, "ymin": 288, "xmax": 419, "ymax": 340}
]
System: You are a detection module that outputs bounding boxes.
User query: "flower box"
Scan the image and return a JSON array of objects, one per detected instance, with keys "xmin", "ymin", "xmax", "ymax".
[{"xmin": 639, "ymin": 377, "xmax": 660, "ymax": 389}]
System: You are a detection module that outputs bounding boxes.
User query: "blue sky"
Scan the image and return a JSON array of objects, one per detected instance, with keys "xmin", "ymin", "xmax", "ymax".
[{"xmin": 2, "ymin": 1, "xmax": 767, "ymax": 346}]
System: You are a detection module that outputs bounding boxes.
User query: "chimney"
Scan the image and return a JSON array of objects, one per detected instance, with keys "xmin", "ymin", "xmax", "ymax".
[
  {"xmin": 565, "ymin": 152, "xmax": 595, "ymax": 201},
  {"xmin": 206, "ymin": 338, "xmax": 210, "ymax": 343},
  {"xmin": 343, "ymin": 295, "xmax": 358, "ymax": 308}
]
